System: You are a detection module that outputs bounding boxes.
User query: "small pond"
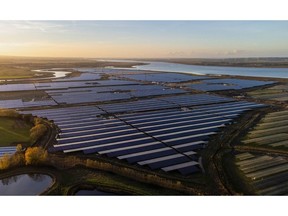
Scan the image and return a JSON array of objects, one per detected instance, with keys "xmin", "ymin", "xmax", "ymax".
[
  {"xmin": 0, "ymin": 174, "xmax": 53, "ymax": 195},
  {"xmin": 75, "ymin": 189, "xmax": 115, "ymax": 196}
]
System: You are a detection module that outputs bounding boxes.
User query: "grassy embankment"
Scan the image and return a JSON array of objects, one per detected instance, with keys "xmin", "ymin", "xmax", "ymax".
[
  {"xmin": 0, "ymin": 109, "xmax": 33, "ymax": 147},
  {"xmin": 47, "ymin": 167, "xmax": 183, "ymax": 195},
  {"xmin": 0, "ymin": 109, "xmax": 48, "ymax": 148},
  {"xmin": 0, "ymin": 117, "xmax": 31, "ymax": 147}
]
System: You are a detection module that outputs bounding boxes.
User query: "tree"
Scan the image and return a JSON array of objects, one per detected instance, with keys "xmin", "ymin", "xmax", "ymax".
[
  {"xmin": 30, "ymin": 124, "xmax": 47, "ymax": 142},
  {"xmin": 16, "ymin": 144, "xmax": 22, "ymax": 152},
  {"xmin": 0, "ymin": 154, "xmax": 11, "ymax": 170},
  {"xmin": 25, "ymin": 147, "xmax": 48, "ymax": 165}
]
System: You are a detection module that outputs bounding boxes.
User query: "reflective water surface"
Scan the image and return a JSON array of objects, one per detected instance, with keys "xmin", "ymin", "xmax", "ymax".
[
  {"xmin": 102, "ymin": 60, "xmax": 288, "ymax": 78},
  {"xmin": 134, "ymin": 61, "xmax": 288, "ymax": 78},
  {"xmin": 75, "ymin": 189, "xmax": 115, "ymax": 196},
  {"xmin": 0, "ymin": 174, "xmax": 53, "ymax": 195}
]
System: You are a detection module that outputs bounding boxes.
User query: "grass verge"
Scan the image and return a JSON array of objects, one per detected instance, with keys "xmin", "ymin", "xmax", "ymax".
[{"xmin": 0, "ymin": 117, "xmax": 31, "ymax": 147}]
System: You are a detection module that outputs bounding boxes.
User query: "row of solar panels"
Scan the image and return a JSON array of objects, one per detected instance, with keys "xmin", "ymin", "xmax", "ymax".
[
  {"xmin": 120, "ymin": 73, "xmax": 209, "ymax": 83},
  {"xmin": 17, "ymin": 93, "xmax": 234, "ymax": 114},
  {"xmin": 46, "ymin": 85, "xmax": 186, "ymax": 104},
  {"xmin": 0, "ymin": 99, "xmax": 57, "ymax": 109},
  {"xmin": 0, "ymin": 147, "xmax": 16, "ymax": 157},
  {"xmin": 235, "ymin": 153, "xmax": 288, "ymax": 195},
  {"xmin": 0, "ymin": 80, "xmax": 139, "ymax": 92},
  {"xmin": 54, "ymin": 113, "xmax": 201, "ymax": 175},
  {"xmin": 98, "ymin": 94, "xmax": 234, "ymax": 114},
  {"xmin": 186, "ymin": 79, "xmax": 275, "ymax": 92},
  {"xmin": 21, "ymin": 95, "xmax": 266, "ymax": 175},
  {"xmin": 0, "ymin": 76, "xmax": 275, "ymax": 94}
]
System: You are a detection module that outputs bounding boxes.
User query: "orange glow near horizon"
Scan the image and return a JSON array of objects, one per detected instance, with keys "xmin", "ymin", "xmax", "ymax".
[{"xmin": 1, "ymin": 21, "xmax": 288, "ymax": 58}]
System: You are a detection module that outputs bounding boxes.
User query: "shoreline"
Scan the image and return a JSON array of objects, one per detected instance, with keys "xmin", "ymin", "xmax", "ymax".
[{"xmin": 133, "ymin": 58, "xmax": 288, "ymax": 68}]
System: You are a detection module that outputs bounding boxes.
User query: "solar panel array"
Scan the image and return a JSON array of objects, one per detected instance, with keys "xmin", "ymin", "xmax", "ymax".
[
  {"xmin": 117, "ymin": 101, "xmax": 265, "ymax": 154},
  {"xmin": 24, "ymin": 106, "xmax": 200, "ymax": 175},
  {"xmin": 46, "ymin": 85, "xmax": 186, "ymax": 104},
  {"xmin": 120, "ymin": 73, "xmax": 209, "ymax": 83},
  {"xmin": 22, "ymin": 93, "xmax": 266, "ymax": 175},
  {"xmin": 35, "ymin": 80, "xmax": 139, "ymax": 90},
  {"xmin": 187, "ymin": 78, "xmax": 275, "ymax": 91},
  {"xmin": 0, "ymin": 147, "xmax": 16, "ymax": 157},
  {"xmin": 99, "ymin": 94, "xmax": 234, "ymax": 114},
  {"xmin": 47, "ymin": 89, "xmax": 131, "ymax": 104},
  {"xmin": 248, "ymin": 84, "xmax": 288, "ymax": 102},
  {"xmin": 0, "ymin": 84, "xmax": 36, "ymax": 92},
  {"xmin": 53, "ymin": 73, "xmax": 102, "ymax": 82},
  {"xmin": 235, "ymin": 152, "xmax": 288, "ymax": 195},
  {"xmin": 1, "ymin": 69, "xmax": 271, "ymax": 176},
  {"xmin": 159, "ymin": 94, "xmax": 234, "ymax": 107},
  {"xmin": 0, "ymin": 80, "xmax": 139, "ymax": 93},
  {"xmin": 0, "ymin": 99, "xmax": 57, "ymax": 109},
  {"xmin": 98, "ymin": 99, "xmax": 176, "ymax": 113}
]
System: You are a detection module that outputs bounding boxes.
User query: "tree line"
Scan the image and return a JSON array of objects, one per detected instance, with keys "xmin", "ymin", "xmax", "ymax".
[{"xmin": 0, "ymin": 145, "xmax": 48, "ymax": 170}]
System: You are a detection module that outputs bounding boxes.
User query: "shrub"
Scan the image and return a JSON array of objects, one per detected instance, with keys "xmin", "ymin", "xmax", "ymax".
[
  {"xmin": 0, "ymin": 109, "xmax": 20, "ymax": 118},
  {"xmin": 0, "ymin": 154, "xmax": 11, "ymax": 170},
  {"xmin": 30, "ymin": 124, "xmax": 47, "ymax": 142},
  {"xmin": 25, "ymin": 147, "xmax": 48, "ymax": 165}
]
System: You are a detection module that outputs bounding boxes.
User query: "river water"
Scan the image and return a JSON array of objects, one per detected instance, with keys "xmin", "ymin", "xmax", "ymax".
[
  {"xmin": 0, "ymin": 174, "xmax": 53, "ymax": 195},
  {"xmin": 102, "ymin": 60, "xmax": 288, "ymax": 79},
  {"xmin": 33, "ymin": 69, "xmax": 71, "ymax": 78}
]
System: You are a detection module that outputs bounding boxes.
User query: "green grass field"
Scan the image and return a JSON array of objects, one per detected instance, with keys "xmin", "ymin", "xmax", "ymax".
[{"xmin": 0, "ymin": 117, "xmax": 31, "ymax": 147}]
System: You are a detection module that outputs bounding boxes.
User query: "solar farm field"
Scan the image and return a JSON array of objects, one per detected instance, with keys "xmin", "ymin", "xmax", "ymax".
[
  {"xmin": 235, "ymin": 152, "xmax": 288, "ymax": 195},
  {"xmin": 46, "ymin": 84, "xmax": 186, "ymax": 104},
  {"xmin": 243, "ymin": 110, "xmax": 288, "ymax": 148},
  {"xmin": 119, "ymin": 73, "xmax": 209, "ymax": 83},
  {"xmin": 22, "ymin": 93, "xmax": 266, "ymax": 176},
  {"xmin": 2, "ymin": 64, "xmax": 284, "ymax": 195},
  {"xmin": 248, "ymin": 84, "xmax": 288, "ymax": 102},
  {"xmin": 186, "ymin": 78, "xmax": 274, "ymax": 92},
  {"xmin": 0, "ymin": 76, "xmax": 187, "ymax": 108}
]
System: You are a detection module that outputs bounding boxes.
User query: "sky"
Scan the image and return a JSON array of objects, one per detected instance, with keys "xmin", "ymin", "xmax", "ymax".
[{"xmin": 0, "ymin": 20, "xmax": 288, "ymax": 58}]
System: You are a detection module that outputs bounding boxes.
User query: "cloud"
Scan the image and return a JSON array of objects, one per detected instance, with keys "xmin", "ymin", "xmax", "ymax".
[
  {"xmin": 222, "ymin": 49, "xmax": 246, "ymax": 56},
  {"xmin": 8, "ymin": 21, "xmax": 68, "ymax": 33}
]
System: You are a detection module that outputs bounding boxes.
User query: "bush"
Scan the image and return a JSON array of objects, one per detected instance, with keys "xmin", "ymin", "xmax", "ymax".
[
  {"xmin": 16, "ymin": 144, "xmax": 23, "ymax": 152},
  {"xmin": 30, "ymin": 124, "xmax": 47, "ymax": 142},
  {"xmin": 0, "ymin": 154, "xmax": 11, "ymax": 170},
  {"xmin": 0, "ymin": 109, "xmax": 20, "ymax": 118},
  {"xmin": 34, "ymin": 117, "xmax": 44, "ymax": 125},
  {"xmin": 0, "ymin": 147, "xmax": 47, "ymax": 170},
  {"xmin": 25, "ymin": 147, "xmax": 48, "ymax": 165}
]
